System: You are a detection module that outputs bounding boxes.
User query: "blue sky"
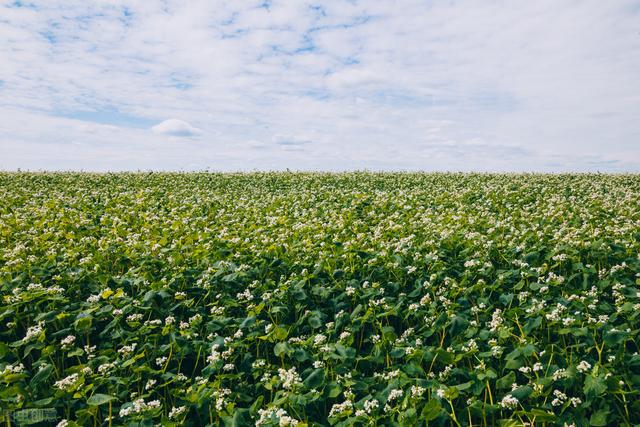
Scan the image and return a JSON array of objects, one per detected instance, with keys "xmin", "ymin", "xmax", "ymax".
[{"xmin": 0, "ymin": 0, "xmax": 639, "ymax": 171}]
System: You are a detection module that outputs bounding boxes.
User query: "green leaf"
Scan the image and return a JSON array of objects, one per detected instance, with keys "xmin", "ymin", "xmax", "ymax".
[
  {"xmin": 496, "ymin": 371, "xmax": 516, "ymax": 389},
  {"xmin": 455, "ymin": 381, "xmax": 473, "ymax": 391},
  {"xmin": 308, "ymin": 315, "xmax": 323, "ymax": 329},
  {"xmin": 448, "ymin": 315, "xmax": 469, "ymax": 336},
  {"xmin": 523, "ymin": 316, "xmax": 542, "ymax": 334},
  {"xmin": 522, "ymin": 344, "xmax": 536, "ymax": 357},
  {"xmin": 87, "ymin": 393, "xmax": 117, "ymax": 406},
  {"xmin": 510, "ymin": 385, "xmax": 532, "ymax": 401},
  {"xmin": 604, "ymin": 330, "xmax": 627, "ymax": 346},
  {"xmin": 584, "ymin": 375, "xmax": 607, "ymax": 397},
  {"xmin": 249, "ymin": 396, "xmax": 264, "ymax": 416},
  {"xmin": 24, "ymin": 342, "xmax": 43, "ymax": 357},
  {"xmin": 29, "ymin": 364, "xmax": 53, "ymax": 387},
  {"xmin": 326, "ymin": 381, "xmax": 341, "ymax": 398},
  {"xmin": 223, "ymin": 408, "xmax": 250, "ymax": 427},
  {"xmin": 421, "ymin": 399, "xmax": 443, "ymax": 421},
  {"xmin": 499, "ymin": 293, "xmax": 513, "ymax": 306},
  {"xmin": 0, "ymin": 342, "xmax": 9, "ymax": 358},
  {"xmin": 334, "ymin": 344, "xmax": 356, "ymax": 360},
  {"xmin": 239, "ymin": 316, "xmax": 256, "ymax": 329},
  {"xmin": 381, "ymin": 326, "xmax": 397, "ymax": 341},
  {"xmin": 270, "ymin": 326, "xmax": 288, "ymax": 342},
  {"xmin": 74, "ymin": 314, "xmax": 93, "ymax": 332},
  {"xmin": 303, "ymin": 368, "xmax": 325, "ymax": 389},
  {"xmin": 505, "ymin": 358, "xmax": 523, "ymax": 370},
  {"xmin": 390, "ymin": 347, "xmax": 407, "ymax": 358},
  {"xmin": 274, "ymin": 342, "xmax": 292, "ymax": 357},
  {"xmin": 589, "ymin": 408, "xmax": 609, "ymax": 426}
]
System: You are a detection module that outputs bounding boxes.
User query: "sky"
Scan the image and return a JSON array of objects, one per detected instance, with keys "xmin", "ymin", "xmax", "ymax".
[{"xmin": 1, "ymin": 0, "xmax": 639, "ymax": 172}]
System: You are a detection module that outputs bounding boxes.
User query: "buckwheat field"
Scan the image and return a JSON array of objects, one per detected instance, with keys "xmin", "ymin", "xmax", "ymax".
[{"xmin": 1, "ymin": 172, "xmax": 639, "ymax": 427}]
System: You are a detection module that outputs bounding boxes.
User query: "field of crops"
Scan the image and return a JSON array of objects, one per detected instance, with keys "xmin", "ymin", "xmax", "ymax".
[{"xmin": 1, "ymin": 172, "xmax": 639, "ymax": 426}]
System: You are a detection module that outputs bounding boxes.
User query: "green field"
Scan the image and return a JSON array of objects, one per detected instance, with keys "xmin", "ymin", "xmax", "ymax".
[{"xmin": 1, "ymin": 172, "xmax": 639, "ymax": 426}]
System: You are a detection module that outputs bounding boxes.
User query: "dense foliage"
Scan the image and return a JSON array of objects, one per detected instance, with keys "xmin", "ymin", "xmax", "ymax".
[{"xmin": 1, "ymin": 172, "xmax": 640, "ymax": 427}]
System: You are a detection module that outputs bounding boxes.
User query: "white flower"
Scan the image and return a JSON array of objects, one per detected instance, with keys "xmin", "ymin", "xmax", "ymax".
[
  {"xmin": 278, "ymin": 367, "xmax": 302, "ymax": 390},
  {"xmin": 256, "ymin": 407, "xmax": 300, "ymax": 426},
  {"xmin": 27, "ymin": 283, "xmax": 43, "ymax": 291},
  {"xmin": 576, "ymin": 360, "xmax": 592, "ymax": 373},
  {"xmin": 364, "ymin": 399, "xmax": 379, "ymax": 413},
  {"xmin": 189, "ymin": 314, "xmax": 202, "ymax": 325},
  {"xmin": 488, "ymin": 309, "xmax": 503, "ymax": 332},
  {"xmin": 126, "ymin": 313, "xmax": 143, "ymax": 322},
  {"xmin": 60, "ymin": 335, "xmax": 76, "ymax": 349},
  {"xmin": 97, "ymin": 362, "xmax": 115, "ymax": 374},
  {"xmin": 56, "ymin": 420, "xmax": 69, "ymax": 427},
  {"xmin": 252, "ymin": 359, "xmax": 266, "ymax": 369},
  {"xmin": 118, "ymin": 343, "xmax": 137, "ymax": 357},
  {"xmin": 23, "ymin": 321, "xmax": 44, "ymax": 342},
  {"xmin": 551, "ymin": 389, "xmax": 567, "ymax": 406},
  {"xmin": 207, "ymin": 344, "xmax": 221, "ymax": 364},
  {"xmin": 1, "ymin": 363, "xmax": 25, "ymax": 375},
  {"xmin": 86, "ymin": 295, "xmax": 100, "ymax": 303},
  {"xmin": 499, "ymin": 394, "xmax": 519, "ymax": 409},
  {"xmin": 462, "ymin": 339, "xmax": 478, "ymax": 352},
  {"xmin": 54, "ymin": 373, "xmax": 80, "ymax": 391},
  {"xmin": 119, "ymin": 398, "xmax": 161, "ymax": 417},
  {"xmin": 313, "ymin": 334, "xmax": 327, "ymax": 346},
  {"xmin": 213, "ymin": 388, "xmax": 231, "ymax": 411},
  {"xmin": 169, "ymin": 406, "xmax": 187, "ymax": 419},
  {"xmin": 552, "ymin": 368, "xmax": 567, "ymax": 381},
  {"xmin": 329, "ymin": 400, "xmax": 353, "ymax": 417},
  {"xmin": 388, "ymin": 388, "xmax": 403, "ymax": 402},
  {"xmin": 210, "ymin": 306, "xmax": 225, "ymax": 315},
  {"xmin": 410, "ymin": 385, "xmax": 425, "ymax": 398}
]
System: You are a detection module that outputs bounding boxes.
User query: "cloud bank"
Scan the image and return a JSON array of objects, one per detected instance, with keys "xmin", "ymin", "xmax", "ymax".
[
  {"xmin": 0, "ymin": 0, "xmax": 639, "ymax": 171},
  {"xmin": 152, "ymin": 119, "xmax": 201, "ymax": 137}
]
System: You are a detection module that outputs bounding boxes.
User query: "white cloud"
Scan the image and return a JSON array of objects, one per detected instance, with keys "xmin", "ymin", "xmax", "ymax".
[
  {"xmin": 151, "ymin": 119, "xmax": 201, "ymax": 137},
  {"xmin": 0, "ymin": 0, "xmax": 638, "ymax": 171}
]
